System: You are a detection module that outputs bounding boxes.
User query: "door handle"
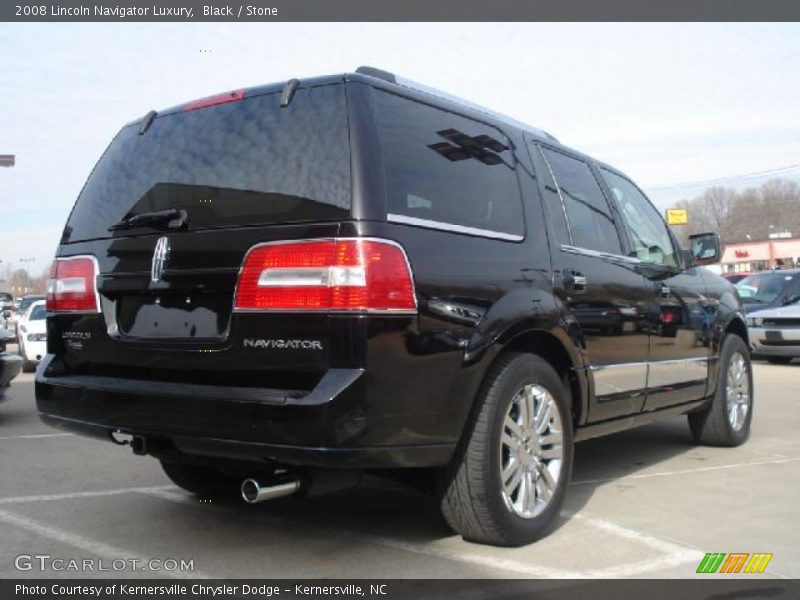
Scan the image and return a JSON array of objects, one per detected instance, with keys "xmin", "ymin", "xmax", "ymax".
[
  {"xmin": 564, "ymin": 270, "xmax": 588, "ymax": 294},
  {"xmin": 657, "ymin": 283, "xmax": 671, "ymax": 298}
]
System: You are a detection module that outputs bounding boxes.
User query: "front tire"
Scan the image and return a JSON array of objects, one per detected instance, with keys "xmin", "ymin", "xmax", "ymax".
[
  {"xmin": 688, "ymin": 335, "xmax": 753, "ymax": 446},
  {"xmin": 439, "ymin": 353, "xmax": 574, "ymax": 546}
]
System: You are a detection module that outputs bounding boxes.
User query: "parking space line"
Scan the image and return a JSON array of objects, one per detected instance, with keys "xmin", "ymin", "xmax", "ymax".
[
  {"xmin": 138, "ymin": 488, "xmax": 701, "ymax": 578},
  {"xmin": 0, "ymin": 433, "xmax": 73, "ymax": 441},
  {"xmin": 0, "ymin": 483, "xmax": 714, "ymax": 578},
  {"xmin": 0, "ymin": 506, "xmax": 213, "ymax": 579},
  {"xmin": 571, "ymin": 456, "xmax": 800, "ymax": 486},
  {"xmin": 0, "ymin": 486, "xmax": 175, "ymax": 505},
  {"xmin": 570, "ymin": 514, "xmax": 703, "ymax": 577},
  {"xmin": 135, "ymin": 487, "xmax": 585, "ymax": 578}
]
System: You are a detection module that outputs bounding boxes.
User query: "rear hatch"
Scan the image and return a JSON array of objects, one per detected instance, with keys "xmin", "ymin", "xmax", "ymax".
[{"xmin": 50, "ymin": 80, "xmax": 353, "ymax": 391}]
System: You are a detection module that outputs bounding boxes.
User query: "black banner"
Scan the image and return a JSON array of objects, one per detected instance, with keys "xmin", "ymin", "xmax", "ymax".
[
  {"xmin": 4, "ymin": 580, "xmax": 800, "ymax": 600},
  {"xmin": 3, "ymin": 0, "xmax": 800, "ymax": 22}
]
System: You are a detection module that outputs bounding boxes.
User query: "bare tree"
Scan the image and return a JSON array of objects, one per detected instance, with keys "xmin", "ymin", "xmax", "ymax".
[{"xmin": 671, "ymin": 177, "xmax": 800, "ymax": 246}]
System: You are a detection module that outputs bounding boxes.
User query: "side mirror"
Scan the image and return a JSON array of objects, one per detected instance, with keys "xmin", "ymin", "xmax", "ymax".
[{"xmin": 689, "ymin": 232, "xmax": 722, "ymax": 266}]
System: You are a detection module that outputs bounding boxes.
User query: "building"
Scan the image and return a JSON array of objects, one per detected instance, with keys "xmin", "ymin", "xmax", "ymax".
[{"xmin": 721, "ymin": 237, "xmax": 800, "ymax": 273}]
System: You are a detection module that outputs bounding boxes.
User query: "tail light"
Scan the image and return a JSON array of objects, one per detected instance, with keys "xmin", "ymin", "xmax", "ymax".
[
  {"xmin": 235, "ymin": 239, "xmax": 416, "ymax": 313},
  {"xmin": 183, "ymin": 89, "xmax": 245, "ymax": 112},
  {"xmin": 46, "ymin": 256, "xmax": 100, "ymax": 313}
]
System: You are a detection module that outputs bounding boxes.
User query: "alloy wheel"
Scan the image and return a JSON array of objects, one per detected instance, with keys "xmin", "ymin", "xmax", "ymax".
[{"xmin": 499, "ymin": 383, "xmax": 563, "ymax": 518}]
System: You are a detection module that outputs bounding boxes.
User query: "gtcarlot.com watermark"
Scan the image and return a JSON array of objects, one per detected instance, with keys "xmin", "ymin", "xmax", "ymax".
[{"xmin": 14, "ymin": 554, "xmax": 194, "ymax": 573}]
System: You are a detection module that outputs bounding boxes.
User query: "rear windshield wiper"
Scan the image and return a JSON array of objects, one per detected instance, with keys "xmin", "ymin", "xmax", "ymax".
[{"xmin": 109, "ymin": 208, "xmax": 189, "ymax": 232}]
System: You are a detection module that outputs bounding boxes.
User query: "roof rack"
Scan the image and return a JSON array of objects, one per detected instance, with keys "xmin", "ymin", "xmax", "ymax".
[{"xmin": 353, "ymin": 66, "xmax": 558, "ymax": 143}]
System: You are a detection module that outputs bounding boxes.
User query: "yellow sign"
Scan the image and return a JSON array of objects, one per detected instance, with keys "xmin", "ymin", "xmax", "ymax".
[{"xmin": 666, "ymin": 208, "xmax": 688, "ymax": 225}]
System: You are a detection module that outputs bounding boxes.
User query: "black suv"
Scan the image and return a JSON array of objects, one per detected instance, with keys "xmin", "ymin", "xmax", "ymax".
[{"xmin": 37, "ymin": 67, "xmax": 753, "ymax": 546}]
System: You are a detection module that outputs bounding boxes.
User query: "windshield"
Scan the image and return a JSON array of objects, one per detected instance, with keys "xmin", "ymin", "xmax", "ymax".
[
  {"xmin": 64, "ymin": 84, "xmax": 351, "ymax": 242},
  {"xmin": 736, "ymin": 272, "xmax": 799, "ymax": 304},
  {"xmin": 29, "ymin": 305, "xmax": 46, "ymax": 320}
]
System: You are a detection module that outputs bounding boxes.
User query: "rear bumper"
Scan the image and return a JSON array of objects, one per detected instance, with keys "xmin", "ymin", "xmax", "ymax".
[
  {"xmin": 35, "ymin": 354, "xmax": 457, "ymax": 469},
  {"xmin": 39, "ymin": 412, "xmax": 454, "ymax": 468},
  {"xmin": 22, "ymin": 340, "xmax": 46, "ymax": 362}
]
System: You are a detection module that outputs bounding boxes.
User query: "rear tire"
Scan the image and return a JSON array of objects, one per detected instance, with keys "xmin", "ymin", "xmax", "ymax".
[
  {"xmin": 160, "ymin": 461, "xmax": 241, "ymax": 500},
  {"xmin": 688, "ymin": 335, "xmax": 753, "ymax": 447},
  {"xmin": 439, "ymin": 353, "xmax": 574, "ymax": 546}
]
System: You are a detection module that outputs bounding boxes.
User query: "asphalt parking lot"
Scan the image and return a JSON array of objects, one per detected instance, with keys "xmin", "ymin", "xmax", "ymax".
[{"xmin": 0, "ymin": 352, "xmax": 798, "ymax": 580}]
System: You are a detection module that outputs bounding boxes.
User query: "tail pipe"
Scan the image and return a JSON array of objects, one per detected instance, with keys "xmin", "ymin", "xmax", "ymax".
[{"xmin": 241, "ymin": 477, "xmax": 301, "ymax": 504}]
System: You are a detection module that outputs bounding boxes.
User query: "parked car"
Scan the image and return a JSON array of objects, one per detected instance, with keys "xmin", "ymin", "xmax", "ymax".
[
  {"xmin": 18, "ymin": 300, "xmax": 46, "ymax": 372},
  {"xmin": 0, "ymin": 352, "xmax": 22, "ymax": 399},
  {"xmin": 0, "ymin": 327, "xmax": 15, "ymax": 353},
  {"xmin": 36, "ymin": 67, "xmax": 753, "ymax": 546},
  {"xmin": 736, "ymin": 269, "xmax": 800, "ymax": 313},
  {"xmin": 13, "ymin": 294, "xmax": 45, "ymax": 340},
  {"xmin": 747, "ymin": 301, "xmax": 800, "ymax": 364},
  {"xmin": 0, "ymin": 292, "xmax": 13, "ymax": 312}
]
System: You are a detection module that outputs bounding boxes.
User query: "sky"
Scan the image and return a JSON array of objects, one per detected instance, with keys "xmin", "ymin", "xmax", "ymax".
[{"xmin": 1, "ymin": 22, "xmax": 799, "ymax": 276}]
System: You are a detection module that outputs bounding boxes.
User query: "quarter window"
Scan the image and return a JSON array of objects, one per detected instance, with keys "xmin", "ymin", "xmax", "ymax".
[
  {"xmin": 374, "ymin": 90, "xmax": 524, "ymax": 238},
  {"xmin": 541, "ymin": 148, "xmax": 622, "ymax": 255},
  {"xmin": 601, "ymin": 169, "xmax": 678, "ymax": 267}
]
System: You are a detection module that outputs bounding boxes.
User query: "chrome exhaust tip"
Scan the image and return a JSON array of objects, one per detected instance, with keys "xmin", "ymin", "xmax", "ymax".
[{"xmin": 241, "ymin": 477, "xmax": 300, "ymax": 504}]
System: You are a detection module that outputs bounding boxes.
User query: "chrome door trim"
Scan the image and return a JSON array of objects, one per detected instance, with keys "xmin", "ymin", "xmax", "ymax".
[
  {"xmin": 588, "ymin": 362, "xmax": 648, "ymax": 397},
  {"xmin": 647, "ymin": 356, "xmax": 713, "ymax": 389},
  {"xmin": 584, "ymin": 356, "xmax": 716, "ymax": 398},
  {"xmin": 387, "ymin": 213, "xmax": 524, "ymax": 242}
]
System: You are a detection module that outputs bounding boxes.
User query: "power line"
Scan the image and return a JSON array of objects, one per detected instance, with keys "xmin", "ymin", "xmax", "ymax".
[{"xmin": 645, "ymin": 164, "xmax": 800, "ymax": 192}]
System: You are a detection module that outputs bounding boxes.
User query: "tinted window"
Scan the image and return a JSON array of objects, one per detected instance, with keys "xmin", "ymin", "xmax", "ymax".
[
  {"xmin": 65, "ymin": 85, "xmax": 351, "ymax": 242},
  {"xmin": 533, "ymin": 145, "xmax": 572, "ymax": 246},
  {"xmin": 541, "ymin": 149, "xmax": 621, "ymax": 254},
  {"xmin": 374, "ymin": 90, "xmax": 524, "ymax": 238},
  {"xmin": 601, "ymin": 169, "xmax": 677, "ymax": 267}
]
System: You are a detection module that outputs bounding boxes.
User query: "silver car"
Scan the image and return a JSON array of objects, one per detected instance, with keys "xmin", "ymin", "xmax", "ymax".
[{"xmin": 747, "ymin": 302, "xmax": 800, "ymax": 364}]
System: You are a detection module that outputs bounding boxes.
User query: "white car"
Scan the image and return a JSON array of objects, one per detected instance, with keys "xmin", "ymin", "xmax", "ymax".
[
  {"xmin": 17, "ymin": 300, "xmax": 47, "ymax": 372},
  {"xmin": 747, "ymin": 302, "xmax": 800, "ymax": 364}
]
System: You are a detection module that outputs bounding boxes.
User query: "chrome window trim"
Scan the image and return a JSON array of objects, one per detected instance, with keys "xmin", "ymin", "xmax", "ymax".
[
  {"xmin": 536, "ymin": 144, "xmax": 573, "ymax": 245},
  {"xmin": 560, "ymin": 243, "xmax": 641, "ymax": 265},
  {"xmin": 386, "ymin": 213, "xmax": 524, "ymax": 242}
]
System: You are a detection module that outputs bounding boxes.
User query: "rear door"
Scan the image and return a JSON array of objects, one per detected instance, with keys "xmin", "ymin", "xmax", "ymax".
[
  {"xmin": 53, "ymin": 82, "xmax": 353, "ymax": 391},
  {"xmin": 598, "ymin": 168, "xmax": 710, "ymax": 409},
  {"xmin": 531, "ymin": 144, "xmax": 652, "ymax": 422}
]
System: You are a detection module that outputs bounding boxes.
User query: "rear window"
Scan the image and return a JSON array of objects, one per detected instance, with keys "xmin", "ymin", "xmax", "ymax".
[
  {"xmin": 65, "ymin": 84, "xmax": 351, "ymax": 242},
  {"xmin": 373, "ymin": 90, "xmax": 524, "ymax": 239}
]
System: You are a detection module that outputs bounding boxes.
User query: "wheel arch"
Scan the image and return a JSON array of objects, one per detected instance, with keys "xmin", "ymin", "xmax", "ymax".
[{"xmin": 492, "ymin": 326, "xmax": 587, "ymax": 428}]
